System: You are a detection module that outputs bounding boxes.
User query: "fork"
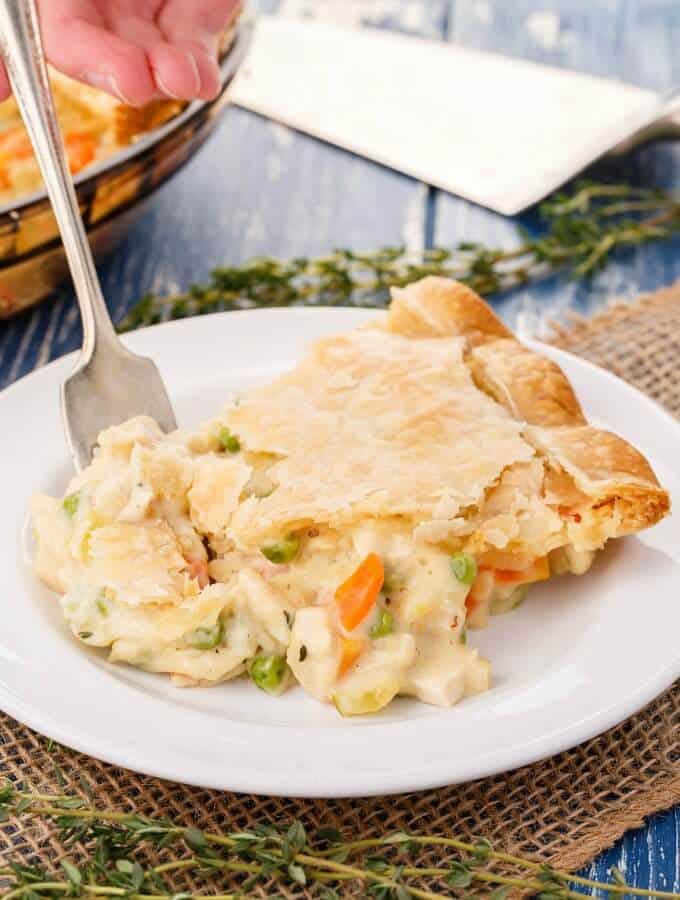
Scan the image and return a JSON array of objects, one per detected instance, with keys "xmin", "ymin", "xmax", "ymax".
[{"xmin": 0, "ymin": 0, "xmax": 177, "ymax": 472}]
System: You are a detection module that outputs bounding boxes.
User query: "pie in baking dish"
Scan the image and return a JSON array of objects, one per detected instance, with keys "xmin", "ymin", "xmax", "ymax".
[
  {"xmin": 0, "ymin": 69, "xmax": 182, "ymax": 205},
  {"xmin": 30, "ymin": 278, "xmax": 670, "ymax": 715}
]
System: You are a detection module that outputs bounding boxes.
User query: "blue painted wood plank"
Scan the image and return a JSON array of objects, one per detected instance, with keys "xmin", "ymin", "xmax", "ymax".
[{"xmin": 436, "ymin": 0, "xmax": 680, "ymax": 333}]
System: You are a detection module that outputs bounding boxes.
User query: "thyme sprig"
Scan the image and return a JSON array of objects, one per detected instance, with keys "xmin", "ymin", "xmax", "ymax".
[
  {"xmin": 1, "ymin": 783, "xmax": 678, "ymax": 899},
  {"xmin": 118, "ymin": 180, "xmax": 680, "ymax": 331}
]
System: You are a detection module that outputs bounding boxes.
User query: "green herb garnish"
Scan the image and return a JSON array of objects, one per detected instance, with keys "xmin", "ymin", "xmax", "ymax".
[
  {"xmin": 0, "ymin": 781, "xmax": 674, "ymax": 899},
  {"xmin": 118, "ymin": 181, "xmax": 680, "ymax": 332},
  {"xmin": 451, "ymin": 553, "xmax": 477, "ymax": 586}
]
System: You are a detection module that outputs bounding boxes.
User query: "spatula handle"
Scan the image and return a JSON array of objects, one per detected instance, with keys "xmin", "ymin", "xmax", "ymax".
[{"xmin": 0, "ymin": 0, "xmax": 117, "ymax": 355}]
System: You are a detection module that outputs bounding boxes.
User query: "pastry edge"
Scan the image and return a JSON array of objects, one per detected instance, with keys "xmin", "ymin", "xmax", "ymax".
[{"xmin": 386, "ymin": 276, "xmax": 670, "ymax": 540}]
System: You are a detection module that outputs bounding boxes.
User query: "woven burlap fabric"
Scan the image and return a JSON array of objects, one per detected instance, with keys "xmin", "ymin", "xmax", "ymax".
[{"xmin": 2, "ymin": 283, "xmax": 679, "ymax": 895}]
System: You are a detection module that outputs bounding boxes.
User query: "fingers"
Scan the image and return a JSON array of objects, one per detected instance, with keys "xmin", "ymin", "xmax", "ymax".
[
  {"xmin": 158, "ymin": 0, "xmax": 242, "ymax": 99},
  {"xmin": 0, "ymin": 61, "xmax": 11, "ymax": 102},
  {"xmin": 145, "ymin": 43, "xmax": 201, "ymax": 99},
  {"xmin": 41, "ymin": 17, "xmax": 157, "ymax": 106},
  {"xmin": 159, "ymin": 0, "xmax": 242, "ymax": 42},
  {"xmin": 160, "ymin": 40, "xmax": 220, "ymax": 100},
  {"xmin": 96, "ymin": 7, "xmax": 204, "ymax": 101}
]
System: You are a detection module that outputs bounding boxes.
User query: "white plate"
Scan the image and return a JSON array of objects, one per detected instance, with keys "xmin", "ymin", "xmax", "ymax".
[{"xmin": 1, "ymin": 308, "xmax": 679, "ymax": 798}]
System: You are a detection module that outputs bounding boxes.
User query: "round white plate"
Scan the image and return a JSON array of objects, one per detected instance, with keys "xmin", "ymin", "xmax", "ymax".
[{"xmin": 1, "ymin": 308, "xmax": 679, "ymax": 798}]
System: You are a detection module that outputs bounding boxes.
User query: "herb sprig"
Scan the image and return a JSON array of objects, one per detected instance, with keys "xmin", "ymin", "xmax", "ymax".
[
  {"xmin": 1, "ymin": 783, "xmax": 678, "ymax": 899},
  {"xmin": 118, "ymin": 181, "xmax": 680, "ymax": 331}
]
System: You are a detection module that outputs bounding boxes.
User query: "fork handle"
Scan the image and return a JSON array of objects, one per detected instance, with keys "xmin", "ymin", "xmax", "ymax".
[{"xmin": 0, "ymin": 0, "xmax": 117, "ymax": 355}]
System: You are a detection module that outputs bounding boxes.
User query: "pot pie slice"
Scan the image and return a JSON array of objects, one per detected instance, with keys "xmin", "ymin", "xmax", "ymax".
[{"xmin": 30, "ymin": 278, "xmax": 670, "ymax": 715}]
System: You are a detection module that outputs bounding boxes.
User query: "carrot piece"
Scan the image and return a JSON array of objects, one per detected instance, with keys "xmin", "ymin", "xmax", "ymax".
[
  {"xmin": 494, "ymin": 556, "xmax": 550, "ymax": 585},
  {"xmin": 466, "ymin": 569, "xmax": 494, "ymax": 614},
  {"xmin": 0, "ymin": 128, "xmax": 33, "ymax": 160},
  {"xmin": 335, "ymin": 553, "xmax": 384, "ymax": 631},
  {"xmin": 65, "ymin": 132, "xmax": 96, "ymax": 174},
  {"xmin": 337, "ymin": 638, "xmax": 365, "ymax": 678}
]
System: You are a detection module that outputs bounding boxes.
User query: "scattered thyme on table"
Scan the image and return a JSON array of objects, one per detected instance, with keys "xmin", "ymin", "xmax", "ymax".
[
  {"xmin": 118, "ymin": 180, "xmax": 680, "ymax": 331},
  {"xmin": 1, "ymin": 782, "xmax": 677, "ymax": 899}
]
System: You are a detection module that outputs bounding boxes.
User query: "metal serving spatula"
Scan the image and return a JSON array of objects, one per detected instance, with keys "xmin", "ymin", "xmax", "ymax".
[
  {"xmin": 0, "ymin": 0, "xmax": 177, "ymax": 472},
  {"xmin": 232, "ymin": 17, "xmax": 680, "ymax": 215}
]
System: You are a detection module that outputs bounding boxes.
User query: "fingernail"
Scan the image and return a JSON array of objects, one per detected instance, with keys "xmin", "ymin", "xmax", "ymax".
[
  {"xmin": 80, "ymin": 70, "xmax": 136, "ymax": 106},
  {"xmin": 154, "ymin": 52, "xmax": 201, "ymax": 101},
  {"xmin": 186, "ymin": 51, "xmax": 202, "ymax": 96},
  {"xmin": 199, "ymin": 54, "xmax": 221, "ymax": 100},
  {"xmin": 153, "ymin": 68, "xmax": 183, "ymax": 101}
]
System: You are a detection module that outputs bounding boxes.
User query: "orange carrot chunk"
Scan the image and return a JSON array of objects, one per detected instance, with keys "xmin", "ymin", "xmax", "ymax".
[
  {"xmin": 466, "ymin": 569, "xmax": 494, "ymax": 614},
  {"xmin": 66, "ymin": 132, "xmax": 96, "ymax": 174},
  {"xmin": 0, "ymin": 128, "xmax": 34, "ymax": 160},
  {"xmin": 494, "ymin": 556, "xmax": 550, "ymax": 585},
  {"xmin": 335, "ymin": 553, "xmax": 384, "ymax": 631},
  {"xmin": 337, "ymin": 638, "xmax": 365, "ymax": 678}
]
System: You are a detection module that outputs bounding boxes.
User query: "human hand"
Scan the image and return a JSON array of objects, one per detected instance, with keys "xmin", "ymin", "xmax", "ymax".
[{"xmin": 0, "ymin": 0, "xmax": 241, "ymax": 105}]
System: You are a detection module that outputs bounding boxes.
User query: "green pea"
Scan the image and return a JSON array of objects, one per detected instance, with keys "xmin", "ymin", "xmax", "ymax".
[
  {"xmin": 260, "ymin": 534, "xmax": 299, "ymax": 564},
  {"xmin": 248, "ymin": 655, "xmax": 288, "ymax": 695},
  {"xmin": 218, "ymin": 426, "xmax": 241, "ymax": 453},
  {"xmin": 63, "ymin": 491, "xmax": 81, "ymax": 518},
  {"xmin": 370, "ymin": 609, "xmax": 393, "ymax": 639},
  {"xmin": 451, "ymin": 552, "xmax": 478, "ymax": 586},
  {"xmin": 185, "ymin": 621, "xmax": 223, "ymax": 650}
]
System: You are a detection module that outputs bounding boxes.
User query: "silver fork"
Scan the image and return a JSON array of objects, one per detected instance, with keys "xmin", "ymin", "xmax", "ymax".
[{"xmin": 0, "ymin": 0, "xmax": 177, "ymax": 472}]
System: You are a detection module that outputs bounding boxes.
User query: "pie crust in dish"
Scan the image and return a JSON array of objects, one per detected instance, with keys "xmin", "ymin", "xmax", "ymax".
[
  {"xmin": 0, "ymin": 69, "xmax": 182, "ymax": 206},
  {"xmin": 30, "ymin": 278, "xmax": 670, "ymax": 716}
]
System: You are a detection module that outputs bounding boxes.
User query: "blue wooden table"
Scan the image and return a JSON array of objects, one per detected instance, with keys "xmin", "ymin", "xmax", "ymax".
[{"xmin": 1, "ymin": 0, "xmax": 678, "ymax": 893}]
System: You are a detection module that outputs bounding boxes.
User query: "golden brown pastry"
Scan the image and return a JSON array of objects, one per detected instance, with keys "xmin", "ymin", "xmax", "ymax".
[{"xmin": 30, "ymin": 277, "xmax": 669, "ymax": 715}]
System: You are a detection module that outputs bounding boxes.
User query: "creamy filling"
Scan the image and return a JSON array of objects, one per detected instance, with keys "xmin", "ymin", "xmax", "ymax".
[{"xmin": 29, "ymin": 417, "xmax": 598, "ymax": 717}]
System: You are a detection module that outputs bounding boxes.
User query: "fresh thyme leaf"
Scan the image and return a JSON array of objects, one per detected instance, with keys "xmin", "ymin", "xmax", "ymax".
[
  {"xmin": 315, "ymin": 827, "xmax": 343, "ymax": 845},
  {"xmin": 446, "ymin": 862, "xmax": 473, "ymax": 887},
  {"xmin": 287, "ymin": 862, "xmax": 306, "ymax": 885},
  {"xmin": 184, "ymin": 827, "xmax": 208, "ymax": 853},
  {"xmin": 318, "ymin": 889, "xmax": 341, "ymax": 900},
  {"xmin": 60, "ymin": 859, "xmax": 82, "ymax": 887},
  {"xmin": 366, "ymin": 856, "xmax": 392, "ymax": 873},
  {"xmin": 468, "ymin": 836, "xmax": 493, "ymax": 866},
  {"xmin": 2, "ymin": 788, "xmax": 678, "ymax": 900},
  {"xmin": 78, "ymin": 774, "xmax": 94, "ymax": 801},
  {"xmin": 285, "ymin": 820, "xmax": 307, "ymax": 853},
  {"xmin": 489, "ymin": 888, "xmax": 512, "ymax": 900},
  {"xmin": 384, "ymin": 831, "xmax": 412, "ymax": 845},
  {"xmin": 118, "ymin": 181, "xmax": 680, "ymax": 332},
  {"xmin": 610, "ymin": 864, "xmax": 627, "ymax": 885}
]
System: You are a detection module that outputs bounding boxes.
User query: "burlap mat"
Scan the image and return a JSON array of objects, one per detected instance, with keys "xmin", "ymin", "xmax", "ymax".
[{"xmin": 2, "ymin": 283, "xmax": 679, "ymax": 894}]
